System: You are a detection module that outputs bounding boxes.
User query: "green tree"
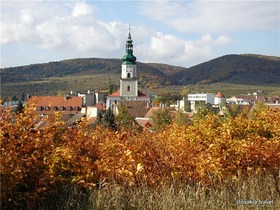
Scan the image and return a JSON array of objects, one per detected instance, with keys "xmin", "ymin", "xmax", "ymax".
[
  {"xmin": 173, "ymin": 109, "xmax": 190, "ymax": 126},
  {"xmin": 152, "ymin": 96, "xmax": 166, "ymax": 106},
  {"xmin": 97, "ymin": 109, "xmax": 117, "ymax": 130},
  {"xmin": 108, "ymin": 83, "xmax": 118, "ymax": 95},
  {"xmin": 151, "ymin": 107, "xmax": 171, "ymax": 131},
  {"xmin": 115, "ymin": 104, "xmax": 134, "ymax": 129},
  {"xmin": 226, "ymin": 104, "xmax": 242, "ymax": 118},
  {"xmin": 12, "ymin": 95, "xmax": 18, "ymax": 101},
  {"xmin": 193, "ymin": 102, "xmax": 214, "ymax": 121},
  {"xmin": 21, "ymin": 93, "xmax": 25, "ymax": 101},
  {"xmin": 15, "ymin": 101, "xmax": 24, "ymax": 113}
]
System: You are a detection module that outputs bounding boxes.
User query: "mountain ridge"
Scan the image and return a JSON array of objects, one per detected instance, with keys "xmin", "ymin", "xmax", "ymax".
[{"xmin": 1, "ymin": 54, "xmax": 279, "ymax": 98}]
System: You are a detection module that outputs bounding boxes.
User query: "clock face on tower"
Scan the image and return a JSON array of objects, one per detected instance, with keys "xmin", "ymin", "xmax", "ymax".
[{"xmin": 127, "ymin": 66, "xmax": 132, "ymax": 72}]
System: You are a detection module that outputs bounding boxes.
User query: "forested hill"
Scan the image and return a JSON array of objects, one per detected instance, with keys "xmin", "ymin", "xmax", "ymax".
[
  {"xmin": 171, "ymin": 54, "xmax": 280, "ymax": 85},
  {"xmin": 1, "ymin": 54, "xmax": 280, "ymax": 98}
]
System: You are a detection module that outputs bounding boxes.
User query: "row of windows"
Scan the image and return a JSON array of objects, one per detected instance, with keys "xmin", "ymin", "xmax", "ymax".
[
  {"xmin": 36, "ymin": 106, "xmax": 80, "ymax": 111},
  {"xmin": 188, "ymin": 95, "xmax": 207, "ymax": 98}
]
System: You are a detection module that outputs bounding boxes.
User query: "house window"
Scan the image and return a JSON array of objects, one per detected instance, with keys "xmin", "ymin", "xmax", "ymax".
[
  {"xmin": 74, "ymin": 107, "xmax": 80, "ymax": 111},
  {"xmin": 51, "ymin": 106, "xmax": 57, "ymax": 111},
  {"xmin": 59, "ymin": 106, "xmax": 64, "ymax": 111},
  {"xmin": 36, "ymin": 106, "xmax": 42, "ymax": 111},
  {"xmin": 127, "ymin": 73, "xmax": 131, "ymax": 78},
  {"xmin": 66, "ymin": 107, "xmax": 72, "ymax": 111},
  {"xmin": 127, "ymin": 85, "xmax": 131, "ymax": 91},
  {"xmin": 44, "ymin": 106, "xmax": 50, "ymax": 110}
]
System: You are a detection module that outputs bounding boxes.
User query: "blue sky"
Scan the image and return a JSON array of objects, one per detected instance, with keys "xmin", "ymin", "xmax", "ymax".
[{"xmin": 1, "ymin": 0, "xmax": 279, "ymax": 68}]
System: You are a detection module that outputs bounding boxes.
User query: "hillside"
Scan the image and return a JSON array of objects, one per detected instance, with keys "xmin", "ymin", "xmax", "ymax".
[
  {"xmin": 1, "ymin": 54, "xmax": 280, "ymax": 98},
  {"xmin": 171, "ymin": 54, "xmax": 280, "ymax": 85}
]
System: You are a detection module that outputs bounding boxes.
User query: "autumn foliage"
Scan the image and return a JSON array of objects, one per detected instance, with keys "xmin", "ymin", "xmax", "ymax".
[{"xmin": 1, "ymin": 104, "xmax": 280, "ymax": 208}]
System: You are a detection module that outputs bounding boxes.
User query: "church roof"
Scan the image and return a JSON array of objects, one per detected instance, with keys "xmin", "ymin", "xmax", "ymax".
[
  {"xmin": 108, "ymin": 90, "xmax": 150, "ymax": 98},
  {"xmin": 120, "ymin": 101, "xmax": 150, "ymax": 118},
  {"xmin": 137, "ymin": 91, "xmax": 150, "ymax": 98},
  {"xmin": 122, "ymin": 31, "xmax": 136, "ymax": 64},
  {"xmin": 108, "ymin": 90, "xmax": 121, "ymax": 97}
]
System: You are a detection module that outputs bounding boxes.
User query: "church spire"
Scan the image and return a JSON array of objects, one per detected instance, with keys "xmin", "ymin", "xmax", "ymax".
[{"xmin": 122, "ymin": 29, "xmax": 136, "ymax": 64}]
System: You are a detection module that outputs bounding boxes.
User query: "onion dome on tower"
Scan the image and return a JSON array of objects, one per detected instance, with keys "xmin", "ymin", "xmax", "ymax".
[{"xmin": 122, "ymin": 31, "xmax": 137, "ymax": 64}]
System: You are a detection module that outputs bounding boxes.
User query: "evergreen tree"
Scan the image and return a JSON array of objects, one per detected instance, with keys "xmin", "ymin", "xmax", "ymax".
[
  {"xmin": 15, "ymin": 101, "xmax": 24, "ymax": 113},
  {"xmin": 21, "ymin": 93, "xmax": 25, "ymax": 101},
  {"xmin": 12, "ymin": 95, "xmax": 18, "ymax": 101},
  {"xmin": 98, "ymin": 109, "xmax": 117, "ymax": 130}
]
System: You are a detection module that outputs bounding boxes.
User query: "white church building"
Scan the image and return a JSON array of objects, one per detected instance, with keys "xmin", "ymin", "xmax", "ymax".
[{"xmin": 106, "ymin": 31, "xmax": 151, "ymax": 112}]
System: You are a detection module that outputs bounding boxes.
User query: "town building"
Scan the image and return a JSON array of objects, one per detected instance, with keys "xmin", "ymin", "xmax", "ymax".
[
  {"xmin": 28, "ymin": 90, "xmax": 107, "ymax": 125},
  {"xmin": 187, "ymin": 93, "xmax": 215, "ymax": 112},
  {"xmin": 214, "ymin": 92, "xmax": 226, "ymax": 105},
  {"xmin": 226, "ymin": 95, "xmax": 257, "ymax": 105},
  {"xmin": 187, "ymin": 93, "xmax": 215, "ymax": 104}
]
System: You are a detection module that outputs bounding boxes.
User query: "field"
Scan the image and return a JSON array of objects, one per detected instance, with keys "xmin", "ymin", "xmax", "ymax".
[
  {"xmin": 2, "ymin": 73, "xmax": 280, "ymax": 100},
  {"xmin": 1, "ymin": 103, "xmax": 280, "ymax": 209},
  {"xmin": 150, "ymin": 82, "xmax": 280, "ymax": 98},
  {"xmin": 1, "ymin": 73, "xmax": 119, "ymax": 99}
]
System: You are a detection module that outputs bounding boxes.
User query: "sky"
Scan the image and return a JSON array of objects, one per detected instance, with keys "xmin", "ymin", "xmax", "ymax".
[{"xmin": 1, "ymin": 0, "xmax": 279, "ymax": 68}]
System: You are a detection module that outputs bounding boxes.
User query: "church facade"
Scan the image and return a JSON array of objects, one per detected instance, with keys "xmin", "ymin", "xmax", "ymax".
[{"xmin": 106, "ymin": 31, "xmax": 151, "ymax": 112}]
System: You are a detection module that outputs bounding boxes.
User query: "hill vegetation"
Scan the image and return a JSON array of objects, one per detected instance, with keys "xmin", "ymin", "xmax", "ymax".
[
  {"xmin": 172, "ymin": 54, "xmax": 280, "ymax": 85},
  {"xmin": 1, "ymin": 54, "xmax": 279, "ymax": 98}
]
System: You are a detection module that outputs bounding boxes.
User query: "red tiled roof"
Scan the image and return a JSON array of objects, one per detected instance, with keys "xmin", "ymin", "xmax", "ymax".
[
  {"xmin": 137, "ymin": 91, "xmax": 150, "ymax": 98},
  {"xmin": 108, "ymin": 90, "xmax": 150, "ymax": 98},
  {"xmin": 96, "ymin": 102, "xmax": 106, "ymax": 111},
  {"xmin": 120, "ymin": 101, "xmax": 151, "ymax": 118},
  {"xmin": 108, "ymin": 90, "xmax": 121, "ymax": 97},
  {"xmin": 144, "ymin": 107, "xmax": 159, "ymax": 118},
  {"xmin": 215, "ymin": 92, "xmax": 225, "ymax": 98},
  {"xmin": 29, "ymin": 96, "xmax": 83, "ymax": 108},
  {"xmin": 135, "ymin": 118, "xmax": 152, "ymax": 128}
]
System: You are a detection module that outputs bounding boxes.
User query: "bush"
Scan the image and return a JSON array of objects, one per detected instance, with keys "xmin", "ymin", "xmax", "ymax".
[{"xmin": 1, "ymin": 104, "xmax": 280, "ymax": 208}]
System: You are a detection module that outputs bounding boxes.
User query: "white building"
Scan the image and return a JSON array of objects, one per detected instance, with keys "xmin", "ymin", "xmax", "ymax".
[
  {"xmin": 226, "ymin": 96, "xmax": 256, "ymax": 105},
  {"xmin": 188, "ymin": 93, "xmax": 215, "ymax": 104},
  {"xmin": 214, "ymin": 92, "xmax": 226, "ymax": 105}
]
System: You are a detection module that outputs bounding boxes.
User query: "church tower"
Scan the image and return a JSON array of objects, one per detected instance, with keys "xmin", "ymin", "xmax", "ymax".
[
  {"xmin": 106, "ymin": 29, "xmax": 150, "ymax": 111},
  {"xmin": 120, "ymin": 31, "xmax": 138, "ymax": 99}
]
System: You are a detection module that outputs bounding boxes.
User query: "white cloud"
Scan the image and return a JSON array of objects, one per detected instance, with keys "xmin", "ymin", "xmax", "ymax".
[
  {"xmin": 1, "ymin": 0, "xmax": 262, "ymax": 68},
  {"xmin": 139, "ymin": 0, "xmax": 280, "ymax": 33},
  {"xmin": 21, "ymin": 9, "xmax": 34, "ymax": 24},
  {"xmin": 136, "ymin": 33, "xmax": 231, "ymax": 67},
  {"xmin": 71, "ymin": 2, "xmax": 92, "ymax": 17},
  {"xmin": 214, "ymin": 35, "xmax": 231, "ymax": 46}
]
